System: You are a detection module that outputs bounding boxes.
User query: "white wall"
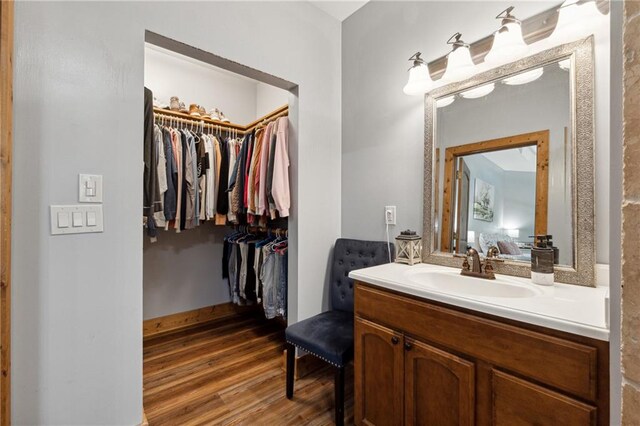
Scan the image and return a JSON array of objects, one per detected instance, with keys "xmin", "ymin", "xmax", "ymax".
[
  {"xmin": 145, "ymin": 45, "xmax": 259, "ymax": 124},
  {"xmin": 256, "ymin": 82, "xmax": 290, "ymax": 118},
  {"xmin": 12, "ymin": 2, "xmax": 341, "ymax": 425},
  {"xmin": 342, "ymin": 1, "xmax": 611, "ymax": 265}
]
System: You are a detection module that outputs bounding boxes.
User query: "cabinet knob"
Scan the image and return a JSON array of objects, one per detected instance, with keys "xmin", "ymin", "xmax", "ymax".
[
  {"xmin": 391, "ymin": 336, "xmax": 399, "ymax": 345},
  {"xmin": 404, "ymin": 342, "xmax": 413, "ymax": 351}
]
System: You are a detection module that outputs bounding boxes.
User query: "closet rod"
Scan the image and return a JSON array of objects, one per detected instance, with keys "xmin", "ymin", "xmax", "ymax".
[
  {"xmin": 244, "ymin": 105, "xmax": 289, "ymax": 131},
  {"xmin": 153, "ymin": 108, "xmax": 247, "ymax": 133},
  {"xmin": 153, "ymin": 104, "xmax": 289, "ymax": 135},
  {"xmin": 154, "ymin": 114, "xmax": 239, "ymax": 135},
  {"xmin": 233, "ymin": 224, "xmax": 288, "ymax": 238},
  {"xmin": 246, "ymin": 109, "xmax": 289, "ymax": 132}
]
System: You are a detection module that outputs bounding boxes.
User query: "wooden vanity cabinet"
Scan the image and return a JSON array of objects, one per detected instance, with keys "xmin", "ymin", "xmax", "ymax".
[{"xmin": 354, "ymin": 282, "xmax": 609, "ymax": 426}]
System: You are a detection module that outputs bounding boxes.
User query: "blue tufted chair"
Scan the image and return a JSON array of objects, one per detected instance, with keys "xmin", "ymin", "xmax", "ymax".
[{"xmin": 285, "ymin": 238, "xmax": 393, "ymax": 425}]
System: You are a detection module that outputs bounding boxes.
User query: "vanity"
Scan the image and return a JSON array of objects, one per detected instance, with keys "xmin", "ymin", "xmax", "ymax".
[
  {"xmin": 351, "ymin": 32, "xmax": 610, "ymax": 425},
  {"xmin": 350, "ymin": 263, "xmax": 609, "ymax": 426}
]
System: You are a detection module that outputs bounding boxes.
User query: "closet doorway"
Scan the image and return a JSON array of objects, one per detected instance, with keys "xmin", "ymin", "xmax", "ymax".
[{"xmin": 142, "ymin": 32, "xmax": 301, "ymax": 424}]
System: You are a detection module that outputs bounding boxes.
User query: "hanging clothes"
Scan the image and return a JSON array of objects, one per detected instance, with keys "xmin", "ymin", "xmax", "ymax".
[
  {"xmin": 144, "ymin": 87, "xmax": 162, "ymax": 239},
  {"xmin": 145, "ymin": 107, "xmax": 290, "ymax": 241},
  {"xmin": 153, "ymin": 124, "xmax": 168, "ymax": 229},
  {"xmin": 217, "ymin": 138, "xmax": 230, "ymax": 216},
  {"xmin": 272, "ymin": 117, "xmax": 290, "ymax": 218},
  {"xmin": 223, "ymin": 228, "xmax": 288, "ymax": 319},
  {"xmin": 162, "ymin": 127, "xmax": 177, "ymax": 223}
]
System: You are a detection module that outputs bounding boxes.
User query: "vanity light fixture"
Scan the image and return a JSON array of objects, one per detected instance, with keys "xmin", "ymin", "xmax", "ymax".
[
  {"xmin": 441, "ymin": 33, "xmax": 475, "ymax": 83},
  {"xmin": 403, "ymin": 52, "xmax": 433, "ymax": 96},
  {"xmin": 484, "ymin": 6, "xmax": 528, "ymax": 66},
  {"xmin": 551, "ymin": 0, "xmax": 604, "ymax": 43},
  {"xmin": 436, "ymin": 95, "xmax": 455, "ymax": 108},
  {"xmin": 503, "ymin": 67, "xmax": 544, "ymax": 85},
  {"xmin": 460, "ymin": 83, "xmax": 495, "ymax": 99}
]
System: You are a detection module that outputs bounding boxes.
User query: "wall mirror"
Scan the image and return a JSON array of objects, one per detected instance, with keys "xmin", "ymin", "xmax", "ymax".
[{"xmin": 423, "ymin": 37, "xmax": 595, "ymax": 286}]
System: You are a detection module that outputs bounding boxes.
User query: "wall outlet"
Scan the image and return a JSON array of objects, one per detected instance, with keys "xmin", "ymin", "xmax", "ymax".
[{"xmin": 385, "ymin": 206, "xmax": 396, "ymax": 225}]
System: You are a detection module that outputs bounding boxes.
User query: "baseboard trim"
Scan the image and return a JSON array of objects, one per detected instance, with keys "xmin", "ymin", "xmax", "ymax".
[
  {"xmin": 281, "ymin": 350, "xmax": 326, "ymax": 380},
  {"xmin": 139, "ymin": 410, "xmax": 148, "ymax": 426},
  {"xmin": 143, "ymin": 303, "xmax": 254, "ymax": 339}
]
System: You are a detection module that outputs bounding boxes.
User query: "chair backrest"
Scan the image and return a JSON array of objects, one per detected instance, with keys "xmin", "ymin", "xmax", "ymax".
[{"xmin": 330, "ymin": 238, "xmax": 394, "ymax": 312}]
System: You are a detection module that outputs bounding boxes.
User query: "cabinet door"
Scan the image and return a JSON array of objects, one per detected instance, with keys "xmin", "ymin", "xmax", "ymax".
[
  {"xmin": 355, "ymin": 317, "xmax": 404, "ymax": 426},
  {"xmin": 492, "ymin": 370, "xmax": 596, "ymax": 426},
  {"xmin": 404, "ymin": 338, "xmax": 475, "ymax": 426}
]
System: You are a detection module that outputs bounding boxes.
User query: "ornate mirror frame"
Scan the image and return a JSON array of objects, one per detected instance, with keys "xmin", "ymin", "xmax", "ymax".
[{"xmin": 423, "ymin": 37, "xmax": 595, "ymax": 287}]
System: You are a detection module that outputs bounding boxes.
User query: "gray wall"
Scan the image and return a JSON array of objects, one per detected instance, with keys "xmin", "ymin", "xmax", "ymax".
[
  {"xmin": 12, "ymin": 2, "xmax": 341, "ymax": 424},
  {"xmin": 143, "ymin": 227, "xmax": 231, "ymax": 320},
  {"xmin": 464, "ymin": 155, "xmax": 505, "ymax": 246},
  {"xmin": 341, "ymin": 1, "xmax": 610, "ymax": 266},
  {"xmin": 502, "ymin": 171, "xmax": 537, "ymax": 244},
  {"xmin": 609, "ymin": 0, "xmax": 623, "ymax": 423}
]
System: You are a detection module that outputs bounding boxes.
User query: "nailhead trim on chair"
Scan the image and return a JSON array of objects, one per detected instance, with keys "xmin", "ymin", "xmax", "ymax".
[{"xmin": 286, "ymin": 341, "xmax": 343, "ymax": 368}]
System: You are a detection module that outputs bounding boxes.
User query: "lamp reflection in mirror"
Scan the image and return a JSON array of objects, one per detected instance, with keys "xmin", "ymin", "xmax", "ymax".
[
  {"xmin": 403, "ymin": 52, "xmax": 433, "ymax": 96},
  {"xmin": 436, "ymin": 95, "xmax": 455, "ymax": 108},
  {"xmin": 467, "ymin": 230, "xmax": 476, "ymax": 246},
  {"xmin": 484, "ymin": 6, "xmax": 528, "ymax": 66},
  {"xmin": 460, "ymin": 83, "xmax": 495, "ymax": 99},
  {"xmin": 442, "ymin": 33, "xmax": 475, "ymax": 83},
  {"xmin": 558, "ymin": 58, "xmax": 571, "ymax": 71},
  {"xmin": 503, "ymin": 67, "xmax": 544, "ymax": 85},
  {"xmin": 551, "ymin": 0, "xmax": 605, "ymax": 43},
  {"xmin": 506, "ymin": 229, "xmax": 520, "ymax": 239}
]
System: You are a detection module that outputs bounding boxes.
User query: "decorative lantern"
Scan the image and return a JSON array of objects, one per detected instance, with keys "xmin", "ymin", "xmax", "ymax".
[{"xmin": 395, "ymin": 230, "xmax": 422, "ymax": 265}]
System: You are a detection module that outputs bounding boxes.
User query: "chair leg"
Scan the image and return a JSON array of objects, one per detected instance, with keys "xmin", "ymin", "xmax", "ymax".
[
  {"xmin": 334, "ymin": 366, "xmax": 345, "ymax": 426},
  {"xmin": 286, "ymin": 343, "xmax": 295, "ymax": 399}
]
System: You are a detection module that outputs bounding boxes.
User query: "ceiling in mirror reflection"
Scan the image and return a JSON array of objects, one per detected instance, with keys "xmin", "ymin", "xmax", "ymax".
[{"xmin": 481, "ymin": 146, "xmax": 537, "ymax": 172}]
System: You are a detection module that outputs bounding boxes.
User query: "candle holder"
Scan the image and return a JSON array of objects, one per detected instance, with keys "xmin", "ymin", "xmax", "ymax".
[{"xmin": 395, "ymin": 230, "xmax": 422, "ymax": 265}]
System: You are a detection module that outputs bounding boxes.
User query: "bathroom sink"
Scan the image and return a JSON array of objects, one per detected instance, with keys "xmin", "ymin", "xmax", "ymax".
[{"xmin": 404, "ymin": 270, "xmax": 541, "ymax": 299}]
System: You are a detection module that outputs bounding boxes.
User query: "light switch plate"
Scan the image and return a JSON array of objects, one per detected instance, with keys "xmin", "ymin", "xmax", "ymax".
[
  {"xmin": 79, "ymin": 174, "xmax": 103, "ymax": 203},
  {"xmin": 50, "ymin": 205, "xmax": 104, "ymax": 235}
]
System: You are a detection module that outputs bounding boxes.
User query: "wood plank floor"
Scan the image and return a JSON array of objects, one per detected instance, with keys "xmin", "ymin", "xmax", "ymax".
[{"xmin": 143, "ymin": 313, "xmax": 354, "ymax": 425}]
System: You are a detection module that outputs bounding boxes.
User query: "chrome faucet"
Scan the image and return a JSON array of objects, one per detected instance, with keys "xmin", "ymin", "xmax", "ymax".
[{"xmin": 454, "ymin": 246, "xmax": 503, "ymax": 280}]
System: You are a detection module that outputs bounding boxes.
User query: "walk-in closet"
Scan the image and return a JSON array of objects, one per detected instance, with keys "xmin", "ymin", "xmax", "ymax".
[{"xmin": 141, "ymin": 36, "xmax": 332, "ymax": 424}]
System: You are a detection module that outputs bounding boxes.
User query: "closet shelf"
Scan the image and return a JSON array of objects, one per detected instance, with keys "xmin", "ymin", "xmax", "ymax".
[{"xmin": 153, "ymin": 104, "xmax": 288, "ymax": 135}]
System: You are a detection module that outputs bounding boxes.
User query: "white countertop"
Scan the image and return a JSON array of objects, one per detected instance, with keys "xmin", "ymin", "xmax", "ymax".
[{"xmin": 349, "ymin": 262, "xmax": 609, "ymax": 341}]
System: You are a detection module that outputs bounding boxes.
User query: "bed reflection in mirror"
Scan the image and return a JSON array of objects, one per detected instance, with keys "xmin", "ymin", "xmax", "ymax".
[{"xmin": 433, "ymin": 60, "xmax": 573, "ymax": 267}]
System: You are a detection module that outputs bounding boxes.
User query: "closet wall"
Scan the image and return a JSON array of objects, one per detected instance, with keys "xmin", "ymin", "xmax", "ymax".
[
  {"xmin": 144, "ymin": 45, "xmax": 289, "ymax": 320},
  {"xmin": 12, "ymin": 2, "xmax": 341, "ymax": 425},
  {"xmin": 145, "ymin": 45, "xmax": 261, "ymax": 124}
]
